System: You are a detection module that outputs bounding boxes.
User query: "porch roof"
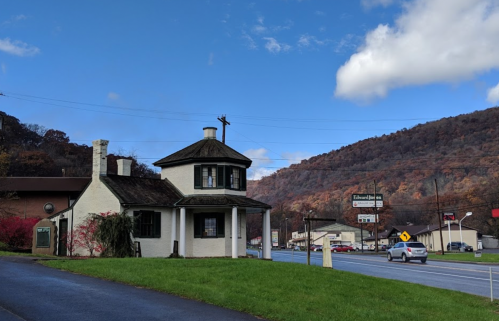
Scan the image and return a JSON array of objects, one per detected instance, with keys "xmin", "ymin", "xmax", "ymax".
[{"xmin": 176, "ymin": 194, "xmax": 271, "ymax": 209}]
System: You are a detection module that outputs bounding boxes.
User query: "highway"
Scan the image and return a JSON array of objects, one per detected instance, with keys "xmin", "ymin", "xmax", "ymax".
[{"xmin": 249, "ymin": 249, "xmax": 499, "ymax": 298}]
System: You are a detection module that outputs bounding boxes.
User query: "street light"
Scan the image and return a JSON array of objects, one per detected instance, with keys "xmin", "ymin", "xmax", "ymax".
[{"xmin": 459, "ymin": 212, "xmax": 472, "ymax": 247}]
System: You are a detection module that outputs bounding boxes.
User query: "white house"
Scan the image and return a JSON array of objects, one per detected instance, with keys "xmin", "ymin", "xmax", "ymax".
[{"xmin": 50, "ymin": 127, "xmax": 272, "ymax": 259}]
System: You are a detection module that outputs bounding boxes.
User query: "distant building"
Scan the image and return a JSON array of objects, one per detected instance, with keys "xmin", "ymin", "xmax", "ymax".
[{"xmin": 290, "ymin": 223, "xmax": 363, "ymax": 247}]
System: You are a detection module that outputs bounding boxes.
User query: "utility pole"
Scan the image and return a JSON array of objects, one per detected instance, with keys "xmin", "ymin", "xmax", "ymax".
[
  {"xmin": 303, "ymin": 217, "xmax": 336, "ymax": 266},
  {"xmin": 435, "ymin": 179, "xmax": 445, "ymax": 254},
  {"xmin": 217, "ymin": 115, "xmax": 230, "ymax": 144}
]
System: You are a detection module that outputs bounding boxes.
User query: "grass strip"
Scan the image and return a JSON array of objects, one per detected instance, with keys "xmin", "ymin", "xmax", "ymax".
[
  {"xmin": 41, "ymin": 257, "xmax": 499, "ymax": 321},
  {"xmin": 428, "ymin": 253, "xmax": 499, "ymax": 263}
]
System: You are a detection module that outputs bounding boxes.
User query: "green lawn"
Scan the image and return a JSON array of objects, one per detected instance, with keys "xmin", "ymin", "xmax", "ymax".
[
  {"xmin": 36, "ymin": 257, "xmax": 499, "ymax": 321},
  {"xmin": 428, "ymin": 252, "xmax": 499, "ymax": 263}
]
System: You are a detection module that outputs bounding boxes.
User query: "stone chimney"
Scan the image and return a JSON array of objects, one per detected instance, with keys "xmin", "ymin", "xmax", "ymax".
[
  {"xmin": 92, "ymin": 139, "xmax": 109, "ymax": 179},
  {"xmin": 117, "ymin": 159, "xmax": 132, "ymax": 176},
  {"xmin": 203, "ymin": 127, "xmax": 217, "ymax": 140}
]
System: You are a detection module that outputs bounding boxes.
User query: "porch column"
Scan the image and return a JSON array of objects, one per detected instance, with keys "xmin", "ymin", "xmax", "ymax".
[
  {"xmin": 179, "ymin": 207, "xmax": 186, "ymax": 257},
  {"xmin": 264, "ymin": 209, "xmax": 272, "ymax": 259},
  {"xmin": 232, "ymin": 207, "xmax": 238, "ymax": 258},
  {"xmin": 171, "ymin": 208, "xmax": 177, "ymax": 254}
]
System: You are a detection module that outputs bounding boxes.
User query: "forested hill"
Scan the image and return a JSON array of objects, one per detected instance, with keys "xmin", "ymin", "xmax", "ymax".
[
  {"xmin": 0, "ymin": 111, "xmax": 157, "ymax": 178},
  {"xmin": 247, "ymin": 107, "xmax": 499, "ymax": 236}
]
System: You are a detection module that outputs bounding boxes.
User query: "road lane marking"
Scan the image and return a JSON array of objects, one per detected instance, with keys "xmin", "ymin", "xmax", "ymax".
[{"xmin": 332, "ymin": 260, "xmax": 499, "ymax": 283}]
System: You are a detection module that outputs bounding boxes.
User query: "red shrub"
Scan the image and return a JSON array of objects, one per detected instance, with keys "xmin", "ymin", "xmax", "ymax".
[{"xmin": 0, "ymin": 217, "xmax": 40, "ymax": 249}]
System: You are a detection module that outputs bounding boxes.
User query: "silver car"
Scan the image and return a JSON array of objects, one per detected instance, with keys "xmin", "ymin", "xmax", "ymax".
[{"xmin": 387, "ymin": 242, "xmax": 427, "ymax": 263}]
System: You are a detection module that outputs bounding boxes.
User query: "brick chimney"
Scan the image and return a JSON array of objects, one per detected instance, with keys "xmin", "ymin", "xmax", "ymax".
[
  {"xmin": 117, "ymin": 159, "xmax": 132, "ymax": 176},
  {"xmin": 92, "ymin": 139, "xmax": 109, "ymax": 179},
  {"xmin": 203, "ymin": 127, "xmax": 217, "ymax": 139}
]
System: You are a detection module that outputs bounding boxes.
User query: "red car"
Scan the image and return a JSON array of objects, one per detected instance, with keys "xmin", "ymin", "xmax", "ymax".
[{"xmin": 331, "ymin": 245, "xmax": 354, "ymax": 253}]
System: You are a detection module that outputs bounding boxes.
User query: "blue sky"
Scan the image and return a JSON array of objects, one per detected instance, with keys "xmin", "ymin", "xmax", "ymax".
[{"xmin": 1, "ymin": 0, "xmax": 499, "ymax": 180}]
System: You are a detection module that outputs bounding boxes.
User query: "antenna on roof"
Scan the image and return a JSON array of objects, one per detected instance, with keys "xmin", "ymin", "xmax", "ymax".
[{"xmin": 217, "ymin": 115, "xmax": 230, "ymax": 144}]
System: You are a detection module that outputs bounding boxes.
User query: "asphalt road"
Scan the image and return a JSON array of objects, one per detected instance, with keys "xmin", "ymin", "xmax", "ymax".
[
  {"xmin": 256, "ymin": 249, "xmax": 499, "ymax": 298},
  {"xmin": 0, "ymin": 256, "xmax": 263, "ymax": 321}
]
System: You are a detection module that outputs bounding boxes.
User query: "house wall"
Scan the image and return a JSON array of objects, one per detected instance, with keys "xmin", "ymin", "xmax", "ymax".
[
  {"xmin": 184, "ymin": 208, "xmax": 246, "ymax": 257},
  {"xmin": 161, "ymin": 162, "xmax": 246, "ymax": 196},
  {"xmin": 131, "ymin": 207, "xmax": 173, "ymax": 258},
  {"xmin": 4, "ymin": 192, "xmax": 71, "ymax": 219},
  {"xmin": 65, "ymin": 178, "xmax": 121, "ymax": 256}
]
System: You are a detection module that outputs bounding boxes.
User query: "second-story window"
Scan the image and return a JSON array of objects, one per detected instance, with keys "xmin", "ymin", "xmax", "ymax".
[
  {"xmin": 202, "ymin": 166, "xmax": 217, "ymax": 187},
  {"xmin": 194, "ymin": 165, "xmax": 246, "ymax": 190}
]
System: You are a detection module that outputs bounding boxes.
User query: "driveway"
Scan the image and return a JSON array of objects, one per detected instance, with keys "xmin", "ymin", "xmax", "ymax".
[{"xmin": 0, "ymin": 256, "xmax": 263, "ymax": 321}]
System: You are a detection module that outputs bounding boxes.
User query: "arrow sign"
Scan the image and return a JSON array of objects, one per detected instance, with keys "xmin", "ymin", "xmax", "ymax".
[{"xmin": 400, "ymin": 231, "xmax": 411, "ymax": 242}]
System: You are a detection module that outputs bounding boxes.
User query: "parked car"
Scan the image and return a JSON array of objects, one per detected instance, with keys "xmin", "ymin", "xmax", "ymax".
[
  {"xmin": 387, "ymin": 242, "xmax": 428, "ymax": 263},
  {"xmin": 331, "ymin": 244, "xmax": 354, "ymax": 253},
  {"xmin": 353, "ymin": 243, "xmax": 369, "ymax": 251},
  {"xmin": 313, "ymin": 245, "xmax": 323, "ymax": 251},
  {"xmin": 310, "ymin": 244, "xmax": 321, "ymax": 251},
  {"xmin": 447, "ymin": 242, "xmax": 473, "ymax": 252}
]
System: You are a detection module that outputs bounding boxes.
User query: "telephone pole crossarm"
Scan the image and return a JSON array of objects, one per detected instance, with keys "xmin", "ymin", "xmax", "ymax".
[{"xmin": 217, "ymin": 115, "xmax": 230, "ymax": 144}]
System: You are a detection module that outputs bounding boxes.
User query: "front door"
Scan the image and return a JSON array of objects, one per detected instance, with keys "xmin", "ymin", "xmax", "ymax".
[{"xmin": 58, "ymin": 219, "xmax": 68, "ymax": 256}]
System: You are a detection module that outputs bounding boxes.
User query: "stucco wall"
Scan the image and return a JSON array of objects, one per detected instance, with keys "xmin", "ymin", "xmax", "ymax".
[
  {"xmin": 132, "ymin": 207, "xmax": 173, "ymax": 258},
  {"xmin": 185, "ymin": 208, "xmax": 247, "ymax": 257},
  {"xmin": 161, "ymin": 162, "xmax": 246, "ymax": 196},
  {"xmin": 66, "ymin": 178, "xmax": 121, "ymax": 256}
]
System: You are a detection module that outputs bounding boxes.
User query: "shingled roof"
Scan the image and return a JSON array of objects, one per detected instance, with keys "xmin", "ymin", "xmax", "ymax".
[
  {"xmin": 153, "ymin": 138, "xmax": 252, "ymax": 168},
  {"xmin": 101, "ymin": 175, "xmax": 182, "ymax": 207},
  {"xmin": 0, "ymin": 177, "xmax": 91, "ymax": 192},
  {"xmin": 176, "ymin": 194, "xmax": 271, "ymax": 209}
]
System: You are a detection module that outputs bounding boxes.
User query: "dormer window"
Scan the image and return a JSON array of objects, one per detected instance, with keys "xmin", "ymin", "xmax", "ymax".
[{"xmin": 194, "ymin": 165, "xmax": 246, "ymax": 190}]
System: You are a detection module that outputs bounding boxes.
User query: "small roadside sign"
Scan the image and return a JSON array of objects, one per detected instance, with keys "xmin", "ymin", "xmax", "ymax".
[
  {"xmin": 357, "ymin": 214, "xmax": 378, "ymax": 223},
  {"xmin": 400, "ymin": 231, "xmax": 411, "ymax": 242}
]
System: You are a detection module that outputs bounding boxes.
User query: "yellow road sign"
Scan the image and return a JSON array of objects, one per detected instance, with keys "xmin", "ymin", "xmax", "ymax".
[{"xmin": 400, "ymin": 231, "xmax": 411, "ymax": 242}]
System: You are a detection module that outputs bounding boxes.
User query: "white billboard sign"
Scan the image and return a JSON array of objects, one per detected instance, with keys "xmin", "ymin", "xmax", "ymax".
[{"xmin": 352, "ymin": 194, "xmax": 383, "ymax": 208}]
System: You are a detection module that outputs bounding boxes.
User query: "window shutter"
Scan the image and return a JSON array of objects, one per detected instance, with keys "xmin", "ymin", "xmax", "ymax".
[
  {"xmin": 154, "ymin": 212, "xmax": 161, "ymax": 238},
  {"xmin": 217, "ymin": 165, "xmax": 224, "ymax": 188},
  {"xmin": 241, "ymin": 168, "xmax": 247, "ymax": 191},
  {"xmin": 194, "ymin": 214, "xmax": 201, "ymax": 238},
  {"xmin": 133, "ymin": 211, "xmax": 140, "ymax": 237},
  {"xmin": 225, "ymin": 166, "xmax": 231, "ymax": 189},
  {"xmin": 217, "ymin": 213, "xmax": 225, "ymax": 237},
  {"xmin": 194, "ymin": 165, "xmax": 201, "ymax": 189}
]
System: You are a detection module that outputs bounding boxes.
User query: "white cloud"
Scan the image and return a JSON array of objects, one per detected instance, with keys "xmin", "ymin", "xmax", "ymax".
[
  {"xmin": 335, "ymin": 0, "xmax": 499, "ymax": 102},
  {"xmin": 2, "ymin": 14, "xmax": 27, "ymax": 26},
  {"xmin": 297, "ymin": 34, "xmax": 328, "ymax": 48},
  {"xmin": 263, "ymin": 37, "xmax": 291, "ymax": 54},
  {"xmin": 282, "ymin": 151, "xmax": 312, "ymax": 166},
  {"xmin": 487, "ymin": 82, "xmax": 499, "ymax": 104},
  {"xmin": 244, "ymin": 148, "xmax": 275, "ymax": 180},
  {"xmin": 0, "ymin": 38, "xmax": 40, "ymax": 57},
  {"xmin": 107, "ymin": 92, "xmax": 120, "ymax": 100},
  {"xmin": 361, "ymin": 0, "xmax": 396, "ymax": 10},
  {"xmin": 252, "ymin": 24, "xmax": 267, "ymax": 34},
  {"xmin": 242, "ymin": 31, "xmax": 257, "ymax": 50}
]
